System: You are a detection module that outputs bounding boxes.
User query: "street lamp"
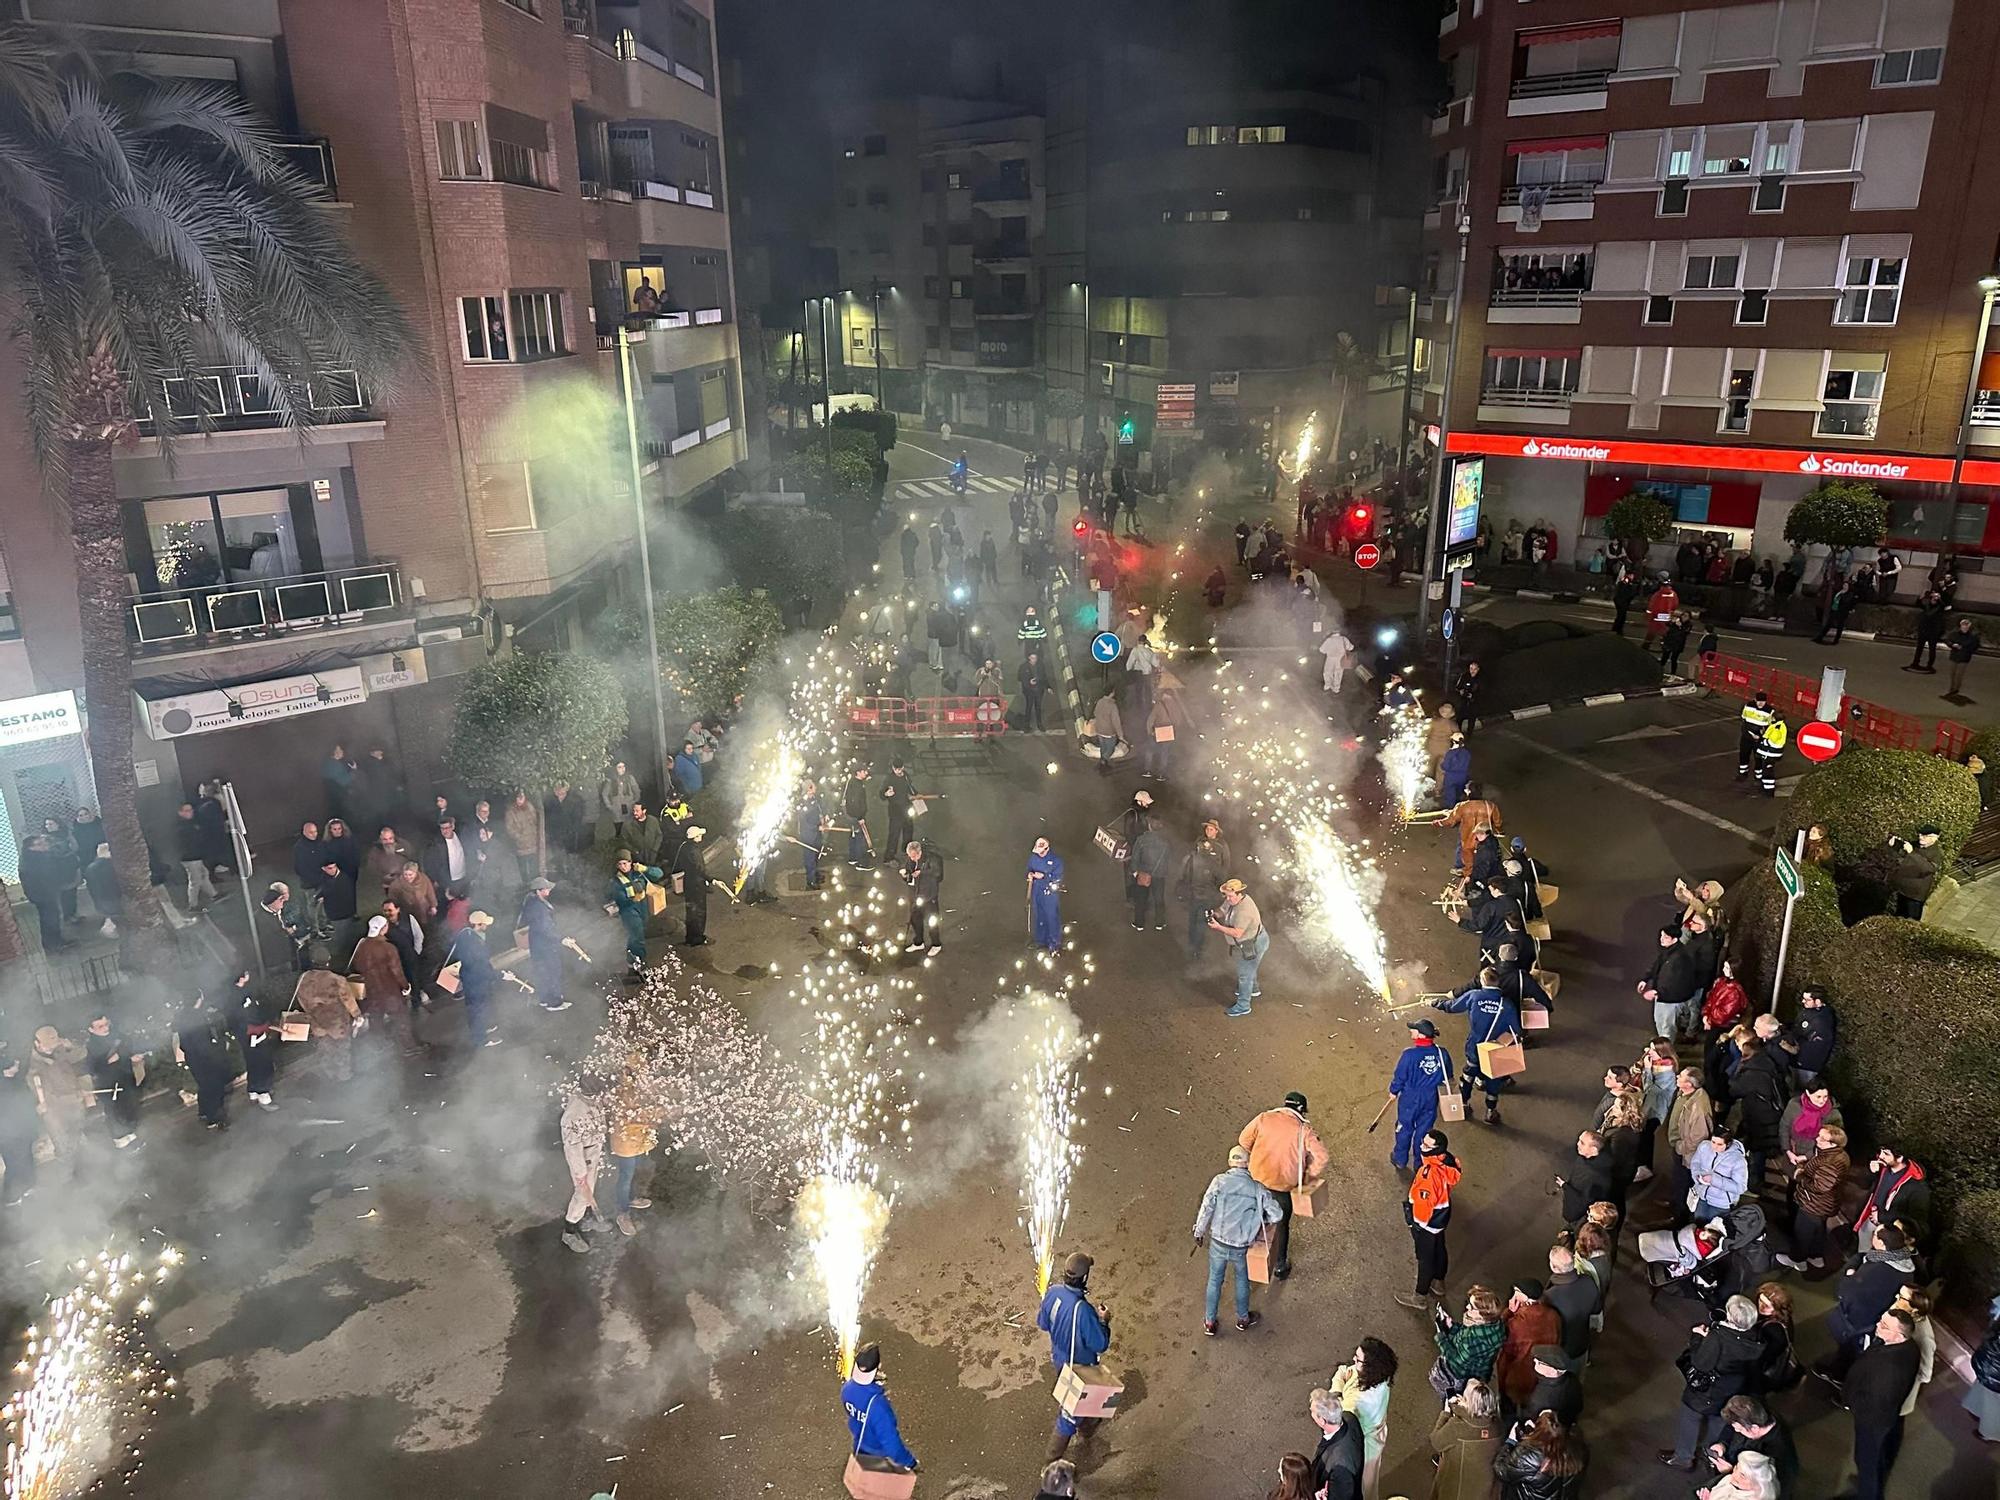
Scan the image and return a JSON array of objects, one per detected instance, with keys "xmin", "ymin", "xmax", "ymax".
[
  {"xmin": 869, "ymin": 280, "xmax": 887, "ymax": 408},
  {"xmin": 1417, "ymin": 188, "xmax": 1472, "ymax": 646},
  {"xmin": 615, "ymin": 324, "xmax": 673, "ymax": 800},
  {"xmin": 1947, "ymin": 272, "xmax": 2000, "ymax": 548}
]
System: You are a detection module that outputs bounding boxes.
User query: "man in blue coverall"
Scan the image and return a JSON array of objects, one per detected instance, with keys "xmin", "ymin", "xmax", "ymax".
[
  {"xmin": 1027, "ymin": 837, "xmax": 1065, "ymax": 952},
  {"xmin": 840, "ymin": 1341, "xmax": 918, "ymax": 1473},
  {"xmin": 1431, "ymin": 966, "xmax": 1521, "ymax": 1125},
  {"xmin": 1386, "ymin": 1018, "xmax": 1456, "ymax": 1175},
  {"xmin": 1036, "ymin": 1251, "xmax": 1112, "ymax": 1461}
]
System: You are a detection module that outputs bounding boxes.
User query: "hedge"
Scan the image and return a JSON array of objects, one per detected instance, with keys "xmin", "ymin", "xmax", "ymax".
[
  {"xmin": 1786, "ymin": 748, "xmax": 1980, "ymax": 875},
  {"xmin": 1822, "ymin": 918, "xmax": 2000, "ymax": 1270},
  {"xmin": 1722, "ymin": 858, "xmax": 1842, "ymax": 1006},
  {"xmin": 1475, "ymin": 633, "xmax": 1662, "ymax": 715}
]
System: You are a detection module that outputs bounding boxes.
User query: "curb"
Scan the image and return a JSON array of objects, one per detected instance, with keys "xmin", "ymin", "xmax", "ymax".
[{"xmin": 1502, "ymin": 679, "xmax": 1703, "ymax": 721}]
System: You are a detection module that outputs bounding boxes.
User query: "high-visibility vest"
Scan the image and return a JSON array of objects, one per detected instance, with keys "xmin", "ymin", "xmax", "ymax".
[
  {"xmin": 1741, "ymin": 701, "xmax": 1776, "ymax": 732},
  {"xmin": 1761, "ymin": 721, "xmax": 1788, "ymax": 751}
]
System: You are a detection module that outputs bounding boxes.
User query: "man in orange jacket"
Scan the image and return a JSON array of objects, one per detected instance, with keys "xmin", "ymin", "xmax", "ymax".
[
  {"xmin": 1398, "ymin": 1129, "xmax": 1462, "ymax": 1309},
  {"xmin": 1237, "ymin": 1090, "xmax": 1329, "ymax": 1281},
  {"xmin": 1644, "ymin": 575, "xmax": 1680, "ymax": 646}
]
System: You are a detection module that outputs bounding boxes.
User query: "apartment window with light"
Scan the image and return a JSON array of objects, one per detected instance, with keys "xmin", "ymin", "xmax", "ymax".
[
  {"xmin": 949, "ymin": 278, "xmax": 967, "ymax": 298},
  {"xmin": 1875, "ymin": 48, "xmax": 1943, "ymax": 86},
  {"xmin": 1665, "ymin": 147, "xmax": 1693, "ymax": 179},
  {"xmin": 437, "ymin": 119, "xmax": 485, "ymax": 179},
  {"xmin": 1722, "ymin": 369, "xmax": 1754, "ymax": 433},
  {"xmin": 1684, "ymin": 254, "xmax": 1740, "ymax": 290},
  {"xmin": 946, "ymin": 170, "xmax": 964, "ymax": 190},
  {"xmin": 459, "ymin": 292, "xmax": 566, "ymax": 363},
  {"xmin": 1838, "ymin": 258, "xmax": 1904, "ymax": 324},
  {"xmin": 1818, "ymin": 367, "xmax": 1885, "ymax": 438}
]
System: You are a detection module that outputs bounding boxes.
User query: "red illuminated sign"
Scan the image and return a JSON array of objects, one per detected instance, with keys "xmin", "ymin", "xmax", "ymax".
[{"xmin": 1446, "ymin": 431, "xmax": 1957, "ymax": 484}]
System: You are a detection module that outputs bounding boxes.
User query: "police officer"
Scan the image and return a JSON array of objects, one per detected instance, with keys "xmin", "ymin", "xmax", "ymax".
[
  {"xmin": 1755, "ymin": 716, "xmax": 1788, "ymax": 796},
  {"xmin": 1738, "ymin": 690, "xmax": 1776, "ymax": 781},
  {"xmin": 1385, "ymin": 1018, "xmax": 1456, "ymax": 1176}
]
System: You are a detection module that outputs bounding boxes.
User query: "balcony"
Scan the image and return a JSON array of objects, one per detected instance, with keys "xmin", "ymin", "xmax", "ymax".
[
  {"xmin": 127, "ymin": 562, "xmax": 409, "ymax": 658},
  {"xmin": 127, "ymin": 366, "xmax": 380, "ymax": 453},
  {"xmin": 1477, "ymin": 385, "xmax": 1576, "ymax": 423},
  {"xmin": 972, "ymin": 293, "xmax": 1033, "ymax": 317},
  {"xmin": 1497, "ymin": 179, "xmax": 1602, "ymax": 225},
  {"xmin": 971, "ymin": 177, "xmax": 1031, "ymax": 205},
  {"xmin": 1507, "ymin": 70, "xmax": 1612, "ymax": 117},
  {"xmin": 973, "ymin": 240, "xmax": 1031, "ymax": 265}
]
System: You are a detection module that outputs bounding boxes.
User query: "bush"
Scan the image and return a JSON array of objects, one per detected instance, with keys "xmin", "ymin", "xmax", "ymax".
[
  {"xmin": 1782, "ymin": 479, "xmax": 1887, "ymax": 551},
  {"xmin": 1945, "ymin": 1189, "xmax": 2000, "ymax": 1300},
  {"xmin": 447, "ymin": 651, "xmax": 627, "ymax": 796},
  {"xmin": 1602, "ymin": 493, "xmax": 1674, "ymax": 559},
  {"xmin": 707, "ymin": 507, "xmax": 845, "ymax": 607},
  {"xmin": 1823, "ymin": 917, "xmax": 2000, "ymax": 1237},
  {"xmin": 1786, "ymin": 748, "xmax": 1980, "ymax": 875},
  {"xmin": 1475, "ymin": 633, "xmax": 1662, "ymax": 714},
  {"xmin": 1722, "ymin": 858, "xmax": 1843, "ymax": 1006},
  {"xmin": 1500, "ymin": 620, "xmax": 1582, "ymax": 652},
  {"xmin": 831, "ymin": 407, "xmax": 897, "ymax": 453}
]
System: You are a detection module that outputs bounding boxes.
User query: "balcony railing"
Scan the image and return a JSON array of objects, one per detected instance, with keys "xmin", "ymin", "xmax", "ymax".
[
  {"xmin": 130, "ymin": 366, "xmax": 369, "ymax": 435},
  {"xmin": 972, "ymin": 179, "xmax": 1031, "ymax": 203},
  {"xmin": 1479, "ymin": 386, "xmax": 1576, "ymax": 409},
  {"xmin": 974, "ymin": 242, "xmax": 1031, "ymax": 263},
  {"xmin": 1972, "ymin": 391, "xmax": 2000, "ymax": 426},
  {"xmin": 1498, "ymin": 180, "xmax": 1602, "ymax": 205},
  {"xmin": 274, "ymin": 136, "xmax": 337, "ymax": 196},
  {"xmin": 1491, "ymin": 285, "xmax": 1587, "ymax": 307},
  {"xmin": 1509, "ymin": 69, "xmax": 1613, "ymax": 100},
  {"xmin": 127, "ymin": 561, "xmax": 407, "ymax": 655}
]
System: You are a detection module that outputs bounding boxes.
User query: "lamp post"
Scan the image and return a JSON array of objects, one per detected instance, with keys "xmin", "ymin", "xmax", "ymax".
[
  {"xmin": 616, "ymin": 324, "xmax": 673, "ymax": 799},
  {"xmin": 1946, "ymin": 272, "xmax": 2000, "ymax": 550},
  {"xmin": 1072, "ymin": 280, "xmax": 1092, "ymax": 449},
  {"xmin": 869, "ymin": 281, "xmax": 888, "ymax": 408},
  {"xmin": 1417, "ymin": 189, "xmax": 1472, "ymax": 644},
  {"xmin": 820, "ymin": 294, "xmax": 836, "ymax": 468}
]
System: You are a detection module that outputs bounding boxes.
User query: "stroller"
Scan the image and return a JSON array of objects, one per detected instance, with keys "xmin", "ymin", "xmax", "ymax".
[{"xmin": 1640, "ymin": 1202, "xmax": 1773, "ymax": 1309}]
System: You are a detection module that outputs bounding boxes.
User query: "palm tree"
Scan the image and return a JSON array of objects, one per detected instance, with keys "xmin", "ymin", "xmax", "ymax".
[
  {"xmin": 0, "ymin": 29, "xmax": 407, "ymax": 942},
  {"xmin": 1324, "ymin": 330, "xmax": 1379, "ymax": 473}
]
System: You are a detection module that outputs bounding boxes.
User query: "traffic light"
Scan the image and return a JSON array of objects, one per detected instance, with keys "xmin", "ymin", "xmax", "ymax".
[
  {"xmin": 1344, "ymin": 501, "xmax": 1374, "ymax": 539},
  {"xmin": 1117, "ymin": 415, "xmax": 1136, "ymax": 445},
  {"xmin": 1072, "ymin": 516, "xmax": 1090, "ymax": 538}
]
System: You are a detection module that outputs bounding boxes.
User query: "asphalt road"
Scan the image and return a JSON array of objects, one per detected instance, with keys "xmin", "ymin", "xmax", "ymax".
[{"xmin": 48, "ymin": 451, "xmax": 1989, "ymax": 1500}]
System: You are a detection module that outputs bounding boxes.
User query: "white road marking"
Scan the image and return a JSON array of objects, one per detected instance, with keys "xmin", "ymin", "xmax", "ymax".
[
  {"xmin": 1497, "ymin": 729, "xmax": 1764, "ymax": 843},
  {"xmin": 1601, "ymin": 725, "xmax": 1682, "ymax": 744}
]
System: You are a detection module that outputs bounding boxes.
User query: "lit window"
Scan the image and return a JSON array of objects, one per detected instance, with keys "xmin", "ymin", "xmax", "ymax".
[
  {"xmin": 1817, "ymin": 367, "xmax": 1885, "ymax": 438},
  {"xmin": 1185, "ymin": 126, "xmax": 1201, "ymax": 146},
  {"xmin": 1837, "ymin": 257, "xmax": 1904, "ymax": 324},
  {"xmin": 1265, "ymin": 124, "xmax": 1286, "ymax": 143},
  {"xmin": 946, "ymin": 170, "xmax": 964, "ymax": 190},
  {"xmin": 1296, "ymin": 207, "xmax": 1314, "ymax": 220},
  {"xmin": 1666, "ymin": 147, "xmax": 1692, "ymax": 178},
  {"xmin": 1722, "ymin": 368, "xmax": 1754, "ymax": 433},
  {"xmin": 461, "ymin": 295, "xmax": 507, "ymax": 362},
  {"xmin": 1875, "ymin": 48, "xmax": 1943, "ymax": 87},
  {"xmin": 459, "ymin": 292, "xmax": 565, "ymax": 363},
  {"xmin": 437, "ymin": 119, "xmax": 485, "ymax": 180},
  {"xmin": 1684, "ymin": 254, "xmax": 1741, "ymax": 290}
]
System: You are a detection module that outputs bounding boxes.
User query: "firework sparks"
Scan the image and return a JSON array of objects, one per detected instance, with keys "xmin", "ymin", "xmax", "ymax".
[
  {"xmin": 1293, "ymin": 412, "xmax": 1318, "ymax": 476},
  {"xmin": 1379, "ymin": 700, "xmax": 1432, "ymax": 822},
  {"xmin": 784, "ymin": 873, "xmax": 925, "ymax": 1370},
  {"xmin": 4, "ymin": 1246, "xmax": 181, "ymax": 1500},
  {"xmin": 1209, "ymin": 663, "xmax": 1393, "ymax": 998},
  {"xmin": 733, "ymin": 634, "xmax": 857, "ymax": 892},
  {"xmin": 1012, "ymin": 996, "xmax": 1097, "ymax": 1294}
]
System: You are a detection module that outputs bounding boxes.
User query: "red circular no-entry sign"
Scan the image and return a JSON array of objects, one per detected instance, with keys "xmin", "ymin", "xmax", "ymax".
[
  {"xmin": 1797, "ymin": 720, "xmax": 1843, "ymax": 762},
  {"xmin": 1354, "ymin": 542, "xmax": 1382, "ymax": 571}
]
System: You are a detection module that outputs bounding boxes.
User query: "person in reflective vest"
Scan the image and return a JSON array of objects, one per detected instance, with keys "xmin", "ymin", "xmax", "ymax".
[
  {"xmin": 1737, "ymin": 691, "xmax": 1776, "ymax": 780},
  {"xmin": 1386, "ymin": 1018, "xmax": 1456, "ymax": 1176},
  {"xmin": 1755, "ymin": 719, "xmax": 1787, "ymax": 796}
]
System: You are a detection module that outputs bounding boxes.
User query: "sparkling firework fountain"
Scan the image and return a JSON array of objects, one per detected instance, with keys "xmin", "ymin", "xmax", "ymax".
[
  {"xmin": 786, "ymin": 873, "xmax": 926, "ymax": 1372},
  {"xmin": 5, "ymin": 1246, "xmax": 182, "ymax": 1500},
  {"xmin": 733, "ymin": 635, "xmax": 856, "ymax": 894},
  {"xmin": 1011, "ymin": 994, "xmax": 1098, "ymax": 1295},
  {"xmin": 1379, "ymin": 699, "xmax": 1433, "ymax": 822},
  {"xmin": 1210, "ymin": 662, "xmax": 1392, "ymax": 998}
]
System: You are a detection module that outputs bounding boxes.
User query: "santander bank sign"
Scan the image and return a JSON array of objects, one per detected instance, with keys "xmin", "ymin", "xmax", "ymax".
[{"xmin": 1449, "ymin": 431, "xmax": 1953, "ymax": 483}]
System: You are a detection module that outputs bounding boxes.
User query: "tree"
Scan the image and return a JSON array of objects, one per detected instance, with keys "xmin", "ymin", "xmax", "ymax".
[
  {"xmin": 707, "ymin": 506, "xmax": 845, "ymax": 608},
  {"xmin": 599, "ymin": 587, "xmax": 783, "ymax": 722},
  {"xmin": 0, "ymin": 34, "xmax": 407, "ymax": 941},
  {"xmin": 1324, "ymin": 331, "xmax": 1378, "ymax": 465},
  {"xmin": 783, "ymin": 426, "xmax": 883, "ymax": 524},
  {"xmin": 447, "ymin": 651, "xmax": 627, "ymax": 797},
  {"xmin": 1602, "ymin": 492, "xmax": 1675, "ymax": 567},
  {"xmin": 1044, "ymin": 386, "xmax": 1085, "ymax": 449},
  {"xmin": 1783, "ymin": 479, "xmax": 1888, "ymax": 552}
]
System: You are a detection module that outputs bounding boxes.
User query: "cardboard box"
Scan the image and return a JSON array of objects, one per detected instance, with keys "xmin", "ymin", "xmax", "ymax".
[
  {"xmin": 1525, "ymin": 918, "xmax": 1553, "ymax": 943},
  {"xmin": 1053, "ymin": 1362, "xmax": 1125, "ymax": 1419},
  {"xmin": 1247, "ymin": 1224, "xmax": 1275, "ymax": 1283},
  {"xmin": 1478, "ymin": 1038, "xmax": 1527, "ymax": 1078},
  {"xmin": 1537, "ymin": 882, "xmax": 1560, "ymax": 907},
  {"xmin": 645, "ymin": 883, "xmax": 669, "ymax": 917},
  {"xmin": 842, "ymin": 1454, "xmax": 918, "ymax": 1500},
  {"xmin": 1153, "ymin": 725, "xmax": 1176, "ymax": 743},
  {"xmin": 1292, "ymin": 1178, "xmax": 1329, "ymax": 1218},
  {"xmin": 279, "ymin": 1011, "xmax": 310, "ymax": 1042},
  {"xmin": 1521, "ymin": 1001, "xmax": 1551, "ymax": 1031},
  {"xmin": 1437, "ymin": 1086, "xmax": 1465, "ymax": 1122},
  {"xmin": 1532, "ymin": 967, "xmax": 1562, "ymax": 1001}
]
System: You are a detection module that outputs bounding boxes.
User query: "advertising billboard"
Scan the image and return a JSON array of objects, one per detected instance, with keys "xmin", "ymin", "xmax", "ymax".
[{"xmin": 1445, "ymin": 455, "xmax": 1484, "ymax": 553}]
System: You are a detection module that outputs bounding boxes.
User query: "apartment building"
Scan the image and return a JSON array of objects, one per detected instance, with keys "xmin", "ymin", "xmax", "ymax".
[
  {"xmin": 827, "ymin": 98, "xmax": 1048, "ymax": 438},
  {"xmin": 1425, "ymin": 0, "xmax": 2000, "ymax": 586},
  {"xmin": 0, "ymin": 0, "xmax": 746, "ymax": 849}
]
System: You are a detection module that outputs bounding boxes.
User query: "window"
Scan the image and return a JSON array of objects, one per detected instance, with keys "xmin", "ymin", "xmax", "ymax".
[
  {"xmin": 949, "ymin": 278, "xmax": 967, "ymax": 298},
  {"xmin": 1184, "ymin": 208, "xmax": 1231, "ymax": 222},
  {"xmin": 1235, "ymin": 125, "xmax": 1286, "ymax": 144},
  {"xmin": 437, "ymin": 119, "xmax": 485, "ymax": 179},
  {"xmin": 1659, "ymin": 180, "xmax": 1690, "ymax": 216},
  {"xmin": 946, "ymin": 170, "xmax": 964, "ymax": 190},
  {"xmin": 1838, "ymin": 257, "xmax": 1903, "ymax": 324},
  {"xmin": 494, "ymin": 0, "xmax": 537, "ymax": 13},
  {"xmin": 1684, "ymin": 254, "xmax": 1741, "ymax": 290},
  {"xmin": 1875, "ymin": 47, "xmax": 1944, "ymax": 87},
  {"xmin": 1666, "ymin": 147, "xmax": 1693, "ymax": 179},
  {"xmin": 1703, "ymin": 148, "xmax": 1751, "ymax": 175},
  {"xmin": 1483, "ymin": 351, "xmax": 1578, "ymax": 394},
  {"xmin": 1753, "ymin": 176, "xmax": 1786, "ymax": 212},
  {"xmin": 1722, "ymin": 368, "xmax": 1754, "ymax": 433},
  {"xmin": 851, "ymin": 327, "xmax": 869, "ymax": 350},
  {"xmin": 862, "ymin": 134, "xmax": 887, "ymax": 157},
  {"xmin": 484, "ymin": 106, "xmax": 552, "ymax": 188},
  {"xmin": 460, "ymin": 292, "xmax": 565, "ymax": 362},
  {"xmin": 475, "ymin": 463, "xmax": 536, "ymax": 533},
  {"xmin": 1762, "ymin": 132, "xmax": 1793, "ymax": 175},
  {"xmin": 1645, "ymin": 295, "xmax": 1675, "ymax": 325},
  {"xmin": 1185, "ymin": 126, "xmax": 1201, "ymax": 145},
  {"xmin": 1737, "ymin": 289, "xmax": 1769, "ymax": 325},
  {"xmin": 1818, "ymin": 367, "xmax": 1885, "ymax": 437},
  {"xmin": 1296, "ymin": 207, "xmax": 1314, "ymax": 220},
  {"xmin": 1160, "ymin": 209, "xmax": 1175, "ymax": 222},
  {"xmin": 491, "ymin": 136, "xmax": 549, "ymax": 187}
]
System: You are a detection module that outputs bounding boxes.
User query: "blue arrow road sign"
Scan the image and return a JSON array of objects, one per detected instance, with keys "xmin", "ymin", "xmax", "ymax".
[{"xmin": 1090, "ymin": 631, "xmax": 1122, "ymax": 663}]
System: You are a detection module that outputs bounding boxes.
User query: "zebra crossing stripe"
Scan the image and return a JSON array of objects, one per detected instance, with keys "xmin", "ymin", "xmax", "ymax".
[{"xmin": 972, "ymin": 476, "xmax": 1011, "ymax": 493}]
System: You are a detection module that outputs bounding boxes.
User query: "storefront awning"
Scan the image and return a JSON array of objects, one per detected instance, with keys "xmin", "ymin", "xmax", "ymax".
[
  {"xmin": 1447, "ymin": 430, "xmax": 1958, "ymax": 483},
  {"xmin": 1506, "ymin": 136, "xmax": 1608, "ymax": 156},
  {"xmin": 1519, "ymin": 21, "xmax": 1622, "ymax": 45}
]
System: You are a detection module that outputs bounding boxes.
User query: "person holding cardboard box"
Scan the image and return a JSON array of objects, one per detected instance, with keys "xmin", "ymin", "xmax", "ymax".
[
  {"xmin": 1193, "ymin": 1144, "xmax": 1285, "ymax": 1336},
  {"xmin": 1238, "ymin": 1091, "xmax": 1329, "ymax": 1282},
  {"xmin": 605, "ymin": 851, "xmax": 665, "ymax": 976},
  {"xmin": 1430, "ymin": 972, "xmax": 1521, "ymax": 1126},
  {"xmin": 1036, "ymin": 1252, "xmax": 1114, "ymax": 1461},
  {"xmin": 840, "ymin": 1342, "xmax": 918, "ymax": 1485},
  {"xmin": 1386, "ymin": 1020, "xmax": 1457, "ymax": 1177}
]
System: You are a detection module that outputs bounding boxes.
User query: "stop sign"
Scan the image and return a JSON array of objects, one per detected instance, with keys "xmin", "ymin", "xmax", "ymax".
[
  {"xmin": 1354, "ymin": 542, "xmax": 1382, "ymax": 570},
  {"xmin": 1797, "ymin": 720, "xmax": 1842, "ymax": 762}
]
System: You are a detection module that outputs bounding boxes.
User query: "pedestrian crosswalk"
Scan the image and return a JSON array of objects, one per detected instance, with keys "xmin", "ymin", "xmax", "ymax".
[{"xmin": 894, "ymin": 475, "xmax": 1017, "ymax": 499}]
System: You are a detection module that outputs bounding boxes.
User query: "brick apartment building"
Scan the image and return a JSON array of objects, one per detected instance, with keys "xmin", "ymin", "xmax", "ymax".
[
  {"xmin": 0, "ymin": 0, "xmax": 747, "ymax": 858},
  {"xmin": 1423, "ymin": 0, "xmax": 2000, "ymax": 594}
]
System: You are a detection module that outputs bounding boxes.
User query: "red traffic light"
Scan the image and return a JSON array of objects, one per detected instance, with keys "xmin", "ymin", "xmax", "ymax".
[{"xmin": 1072, "ymin": 517, "xmax": 1089, "ymax": 537}]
